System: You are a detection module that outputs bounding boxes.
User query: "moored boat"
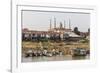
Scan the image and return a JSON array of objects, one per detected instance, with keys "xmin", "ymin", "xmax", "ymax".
[{"xmin": 72, "ymin": 48, "xmax": 87, "ymax": 56}]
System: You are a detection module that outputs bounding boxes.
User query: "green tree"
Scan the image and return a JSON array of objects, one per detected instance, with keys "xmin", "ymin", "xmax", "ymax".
[{"xmin": 74, "ymin": 27, "xmax": 80, "ymax": 35}]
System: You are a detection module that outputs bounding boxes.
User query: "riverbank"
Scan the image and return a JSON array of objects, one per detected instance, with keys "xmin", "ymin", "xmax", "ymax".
[{"xmin": 22, "ymin": 41, "xmax": 89, "ymax": 55}]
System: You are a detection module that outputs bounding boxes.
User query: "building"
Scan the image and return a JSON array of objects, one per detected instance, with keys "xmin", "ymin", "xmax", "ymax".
[{"xmin": 22, "ymin": 18, "xmax": 82, "ymax": 41}]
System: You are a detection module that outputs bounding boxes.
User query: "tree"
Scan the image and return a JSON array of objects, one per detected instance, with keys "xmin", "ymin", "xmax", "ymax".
[{"xmin": 73, "ymin": 27, "xmax": 80, "ymax": 35}]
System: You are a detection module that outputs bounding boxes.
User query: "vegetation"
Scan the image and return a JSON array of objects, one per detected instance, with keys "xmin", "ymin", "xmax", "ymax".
[
  {"xmin": 22, "ymin": 41, "xmax": 90, "ymax": 54},
  {"xmin": 80, "ymin": 38, "xmax": 89, "ymax": 43},
  {"xmin": 73, "ymin": 27, "xmax": 80, "ymax": 35}
]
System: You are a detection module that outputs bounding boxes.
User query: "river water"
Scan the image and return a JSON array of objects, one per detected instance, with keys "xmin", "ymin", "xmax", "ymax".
[{"xmin": 22, "ymin": 55, "xmax": 90, "ymax": 62}]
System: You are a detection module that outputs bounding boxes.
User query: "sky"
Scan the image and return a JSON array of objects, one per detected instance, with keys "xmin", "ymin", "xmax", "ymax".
[{"xmin": 22, "ymin": 10, "xmax": 90, "ymax": 32}]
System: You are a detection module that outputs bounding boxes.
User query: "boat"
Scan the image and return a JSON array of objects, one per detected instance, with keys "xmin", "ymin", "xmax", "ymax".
[
  {"xmin": 25, "ymin": 49, "xmax": 33, "ymax": 57},
  {"xmin": 46, "ymin": 52, "xmax": 53, "ymax": 57},
  {"xmin": 72, "ymin": 48, "xmax": 87, "ymax": 56}
]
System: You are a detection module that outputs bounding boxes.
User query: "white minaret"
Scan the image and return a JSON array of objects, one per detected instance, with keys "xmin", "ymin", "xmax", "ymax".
[
  {"xmin": 50, "ymin": 19, "xmax": 52, "ymax": 30},
  {"xmin": 64, "ymin": 20, "xmax": 66, "ymax": 29},
  {"xmin": 69, "ymin": 19, "xmax": 71, "ymax": 29},
  {"xmin": 54, "ymin": 17, "xmax": 56, "ymax": 28}
]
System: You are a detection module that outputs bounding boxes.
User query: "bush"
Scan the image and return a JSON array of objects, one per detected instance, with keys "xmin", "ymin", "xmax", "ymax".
[{"xmin": 80, "ymin": 39, "xmax": 89, "ymax": 43}]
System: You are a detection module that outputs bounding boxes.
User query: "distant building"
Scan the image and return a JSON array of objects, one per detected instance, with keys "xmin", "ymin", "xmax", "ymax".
[{"xmin": 22, "ymin": 18, "xmax": 82, "ymax": 41}]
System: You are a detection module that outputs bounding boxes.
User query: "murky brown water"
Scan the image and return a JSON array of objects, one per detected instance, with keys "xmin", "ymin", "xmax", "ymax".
[{"xmin": 22, "ymin": 55, "xmax": 90, "ymax": 62}]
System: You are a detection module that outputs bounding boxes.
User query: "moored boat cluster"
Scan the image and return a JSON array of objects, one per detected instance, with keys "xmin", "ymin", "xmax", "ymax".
[
  {"xmin": 24, "ymin": 48, "xmax": 89, "ymax": 57},
  {"xmin": 24, "ymin": 49, "xmax": 63, "ymax": 57}
]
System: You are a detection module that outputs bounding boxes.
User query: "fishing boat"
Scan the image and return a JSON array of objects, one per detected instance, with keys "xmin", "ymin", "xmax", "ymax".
[{"xmin": 72, "ymin": 48, "xmax": 87, "ymax": 56}]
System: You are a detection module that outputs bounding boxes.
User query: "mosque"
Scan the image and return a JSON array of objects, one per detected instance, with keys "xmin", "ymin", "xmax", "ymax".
[{"xmin": 22, "ymin": 18, "xmax": 81, "ymax": 41}]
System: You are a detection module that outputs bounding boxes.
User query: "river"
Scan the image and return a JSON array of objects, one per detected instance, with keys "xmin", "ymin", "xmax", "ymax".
[{"xmin": 22, "ymin": 55, "xmax": 90, "ymax": 62}]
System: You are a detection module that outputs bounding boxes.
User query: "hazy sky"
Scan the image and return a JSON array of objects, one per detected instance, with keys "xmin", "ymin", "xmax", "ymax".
[{"xmin": 22, "ymin": 10, "xmax": 90, "ymax": 32}]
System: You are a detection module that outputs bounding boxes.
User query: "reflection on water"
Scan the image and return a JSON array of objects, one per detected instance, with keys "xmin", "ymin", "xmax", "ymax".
[{"xmin": 22, "ymin": 55, "xmax": 90, "ymax": 62}]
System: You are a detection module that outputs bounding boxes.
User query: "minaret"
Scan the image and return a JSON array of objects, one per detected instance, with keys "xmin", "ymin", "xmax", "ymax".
[
  {"xmin": 69, "ymin": 19, "xmax": 71, "ymax": 29},
  {"xmin": 60, "ymin": 22, "xmax": 63, "ymax": 28},
  {"xmin": 54, "ymin": 17, "xmax": 56, "ymax": 28},
  {"xmin": 64, "ymin": 20, "xmax": 66, "ymax": 29},
  {"xmin": 50, "ymin": 19, "xmax": 52, "ymax": 30}
]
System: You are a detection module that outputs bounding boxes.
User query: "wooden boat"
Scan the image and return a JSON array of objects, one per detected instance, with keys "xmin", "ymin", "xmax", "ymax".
[{"xmin": 72, "ymin": 48, "xmax": 87, "ymax": 56}]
